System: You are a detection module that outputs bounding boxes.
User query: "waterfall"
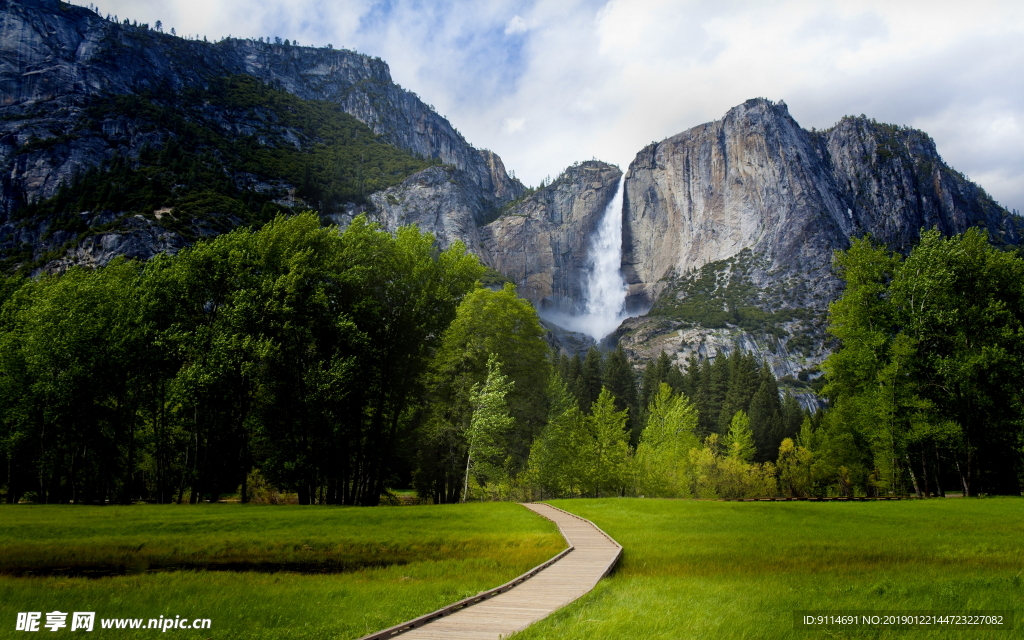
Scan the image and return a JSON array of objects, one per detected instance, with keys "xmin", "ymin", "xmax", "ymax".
[{"xmin": 545, "ymin": 177, "xmax": 629, "ymax": 340}]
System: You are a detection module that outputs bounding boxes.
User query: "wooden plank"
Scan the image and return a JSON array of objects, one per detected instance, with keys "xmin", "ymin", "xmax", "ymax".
[{"xmin": 357, "ymin": 503, "xmax": 621, "ymax": 640}]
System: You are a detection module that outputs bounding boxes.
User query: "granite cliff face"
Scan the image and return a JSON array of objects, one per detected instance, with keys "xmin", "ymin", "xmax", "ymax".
[
  {"xmin": 481, "ymin": 162, "xmax": 621, "ymax": 314},
  {"xmin": 328, "ymin": 161, "xmax": 621, "ymax": 318},
  {"xmin": 617, "ymin": 98, "xmax": 1021, "ymax": 388},
  {"xmin": 4, "ymin": 0, "xmax": 1021, "ymax": 383},
  {"xmin": 622, "ymin": 98, "xmax": 1017, "ymax": 308},
  {"xmin": 0, "ymin": 0, "xmax": 620, "ymax": 321},
  {"xmin": 0, "ymin": 0, "xmax": 522, "ymax": 243}
]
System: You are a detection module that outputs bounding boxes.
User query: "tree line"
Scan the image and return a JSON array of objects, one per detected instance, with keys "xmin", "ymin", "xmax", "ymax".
[
  {"xmin": 813, "ymin": 228, "xmax": 1024, "ymax": 497},
  {"xmin": 0, "ymin": 213, "xmax": 481, "ymax": 505},
  {"xmin": 2, "ymin": 216, "xmax": 1019, "ymax": 504},
  {"xmin": 432, "ymin": 230, "xmax": 1024, "ymax": 500}
]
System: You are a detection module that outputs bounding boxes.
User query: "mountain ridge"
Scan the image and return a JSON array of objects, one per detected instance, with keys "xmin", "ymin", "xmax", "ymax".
[
  {"xmin": 1, "ymin": 0, "xmax": 523, "ymax": 219},
  {"xmin": 3, "ymin": 0, "xmax": 1022, "ymax": 383},
  {"xmin": 617, "ymin": 97, "xmax": 1021, "ymax": 387}
]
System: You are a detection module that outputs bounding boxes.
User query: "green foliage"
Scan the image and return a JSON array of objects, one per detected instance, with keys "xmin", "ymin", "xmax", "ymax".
[
  {"xmin": 634, "ymin": 384, "xmax": 699, "ymax": 498},
  {"xmin": 581, "ymin": 347, "xmax": 603, "ymax": 410},
  {"xmin": 11, "ymin": 75, "xmax": 436, "ymax": 261},
  {"xmin": 820, "ymin": 228, "xmax": 1024, "ymax": 496},
  {"xmin": 581, "ymin": 388, "xmax": 632, "ymax": 497},
  {"xmin": 775, "ymin": 437, "xmax": 813, "ymax": 497},
  {"xmin": 417, "ymin": 284, "xmax": 550, "ymax": 503},
  {"xmin": 478, "ymin": 266, "xmax": 513, "ymax": 288},
  {"xmin": 647, "ymin": 251, "xmax": 822, "ymax": 345},
  {"xmin": 602, "ymin": 346, "xmax": 639, "ymax": 441},
  {"xmin": 723, "ymin": 410, "xmax": 755, "ymax": 463},
  {"xmin": 525, "ymin": 374, "xmax": 590, "ymax": 498},
  {"xmin": 465, "ymin": 355, "xmax": 517, "ymax": 494},
  {"xmin": 0, "ymin": 213, "xmax": 483, "ymax": 506},
  {"xmin": 0, "ymin": 258, "xmax": 147, "ymax": 504}
]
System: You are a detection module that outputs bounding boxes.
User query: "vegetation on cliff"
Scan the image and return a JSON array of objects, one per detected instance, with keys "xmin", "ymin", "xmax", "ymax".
[{"xmin": 6, "ymin": 75, "xmax": 437, "ymax": 270}]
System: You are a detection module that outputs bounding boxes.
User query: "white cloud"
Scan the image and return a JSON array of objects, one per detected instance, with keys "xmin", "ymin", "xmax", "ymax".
[
  {"xmin": 504, "ymin": 15, "xmax": 528, "ymax": 35},
  {"xmin": 74, "ymin": 0, "xmax": 1024, "ymax": 210},
  {"xmin": 503, "ymin": 117, "xmax": 526, "ymax": 134}
]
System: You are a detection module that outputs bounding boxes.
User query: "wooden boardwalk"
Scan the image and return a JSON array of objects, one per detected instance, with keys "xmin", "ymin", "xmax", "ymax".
[{"xmin": 359, "ymin": 503, "xmax": 622, "ymax": 640}]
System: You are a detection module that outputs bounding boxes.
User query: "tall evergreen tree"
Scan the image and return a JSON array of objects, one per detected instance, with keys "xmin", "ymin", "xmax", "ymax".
[
  {"xmin": 526, "ymin": 373, "xmax": 588, "ymax": 498},
  {"xmin": 581, "ymin": 347, "xmax": 603, "ymax": 411},
  {"xmin": 717, "ymin": 349, "xmax": 760, "ymax": 433},
  {"xmin": 749, "ymin": 363, "xmax": 784, "ymax": 462},
  {"xmin": 780, "ymin": 393, "xmax": 805, "ymax": 444},
  {"xmin": 564, "ymin": 353, "xmax": 586, "ymax": 409},
  {"xmin": 582, "ymin": 388, "xmax": 631, "ymax": 497},
  {"xmin": 603, "ymin": 346, "xmax": 639, "ymax": 443}
]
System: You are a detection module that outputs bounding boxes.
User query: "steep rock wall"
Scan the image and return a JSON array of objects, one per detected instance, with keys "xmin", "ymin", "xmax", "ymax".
[
  {"xmin": 481, "ymin": 161, "xmax": 621, "ymax": 313},
  {"xmin": 622, "ymin": 98, "xmax": 1019, "ymax": 308},
  {"xmin": 618, "ymin": 98, "xmax": 1021, "ymax": 381},
  {"xmin": 0, "ymin": 0, "xmax": 523, "ymax": 219}
]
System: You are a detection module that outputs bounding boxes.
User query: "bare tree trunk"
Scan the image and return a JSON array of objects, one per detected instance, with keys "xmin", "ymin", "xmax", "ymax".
[
  {"xmin": 920, "ymin": 449, "xmax": 930, "ymax": 497},
  {"xmin": 955, "ymin": 458, "xmax": 970, "ymax": 496},
  {"xmin": 905, "ymin": 454, "xmax": 922, "ymax": 498}
]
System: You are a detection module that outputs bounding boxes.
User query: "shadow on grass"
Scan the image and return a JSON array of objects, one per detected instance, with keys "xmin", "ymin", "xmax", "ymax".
[{"xmin": 1, "ymin": 559, "xmax": 409, "ymax": 579}]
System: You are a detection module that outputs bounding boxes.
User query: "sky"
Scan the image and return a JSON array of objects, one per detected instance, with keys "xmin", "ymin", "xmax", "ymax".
[{"xmin": 80, "ymin": 0, "xmax": 1024, "ymax": 212}]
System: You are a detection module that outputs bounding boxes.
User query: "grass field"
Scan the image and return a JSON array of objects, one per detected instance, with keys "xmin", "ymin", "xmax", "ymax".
[
  {"xmin": 512, "ymin": 498, "xmax": 1024, "ymax": 640},
  {"xmin": 0, "ymin": 503, "xmax": 564, "ymax": 639}
]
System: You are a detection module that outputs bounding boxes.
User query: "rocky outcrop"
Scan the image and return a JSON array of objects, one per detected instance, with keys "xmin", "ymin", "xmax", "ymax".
[
  {"xmin": 618, "ymin": 98, "xmax": 1022, "ymax": 379},
  {"xmin": 0, "ymin": 0, "xmax": 523, "ymax": 219},
  {"xmin": 622, "ymin": 98, "xmax": 1019, "ymax": 309},
  {"xmin": 481, "ymin": 161, "xmax": 621, "ymax": 313},
  {"xmin": 324, "ymin": 161, "xmax": 621, "ymax": 319},
  {"xmin": 359, "ymin": 165, "xmax": 490, "ymax": 253}
]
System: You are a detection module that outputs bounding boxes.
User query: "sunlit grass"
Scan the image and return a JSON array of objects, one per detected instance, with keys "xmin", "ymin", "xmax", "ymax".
[
  {"xmin": 0, "ymin": 503, "xmax": 563, "ymax": 639},
  {"xmin": 512, "ymin": 498, "xmax": 1024, "ymax": 640}
]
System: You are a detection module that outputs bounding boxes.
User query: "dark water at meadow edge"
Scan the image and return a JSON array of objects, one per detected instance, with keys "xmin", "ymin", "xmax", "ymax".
[{"xmin": 0, "ymin": 559, "xmax": 407, "ymax": 579}]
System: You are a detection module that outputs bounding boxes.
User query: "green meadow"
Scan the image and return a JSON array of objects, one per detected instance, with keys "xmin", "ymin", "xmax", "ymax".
[
  {"xmin": 0, "ymin": 503, "xmax": 563, "ymax": 639},
  {"xmin": 2, "ymin": 499, "xmax": 1021, "ymax": 640},
  {"xmin": 513, "ymin": 498, "xmax": 1024, "ymax": 640}
]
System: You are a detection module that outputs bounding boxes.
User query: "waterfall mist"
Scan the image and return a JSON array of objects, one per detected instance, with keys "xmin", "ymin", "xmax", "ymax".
[{"xmin": 542, "ymin": 177, "xmax": 632, "ymax": 340}]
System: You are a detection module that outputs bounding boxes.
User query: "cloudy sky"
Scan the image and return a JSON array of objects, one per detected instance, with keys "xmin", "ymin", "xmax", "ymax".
[{"xmin": 81, "ymin": 0, "xmax": 1024, "ymax": 211}]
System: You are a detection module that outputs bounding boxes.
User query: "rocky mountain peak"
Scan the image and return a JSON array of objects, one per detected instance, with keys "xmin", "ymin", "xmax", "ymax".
[
  {"xmin": 617, "ymin": 99, "xmax": 1022, "ymax": 386},
  {"xmin": 1, "ymin": 0, "xmax": 524, "ymax": 220}
]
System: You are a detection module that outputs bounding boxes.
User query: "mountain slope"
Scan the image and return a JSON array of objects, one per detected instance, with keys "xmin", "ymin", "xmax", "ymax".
[
  {"xmin": 618, "ymin": 98, "xmax": 1022, "ymax": 386},
  {"xmin": 0, "ymin": 0, "xmax": 525, "ymax": 271}
]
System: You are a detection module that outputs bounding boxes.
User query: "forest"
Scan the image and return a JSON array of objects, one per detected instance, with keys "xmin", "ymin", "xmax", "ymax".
[{"xmin": 0, "ymin": 216, "xmax": 1020, "ymax": 504}]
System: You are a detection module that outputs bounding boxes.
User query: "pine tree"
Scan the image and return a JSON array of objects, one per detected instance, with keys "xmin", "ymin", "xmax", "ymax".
[
  {"xmin": 565, "ymin": 353, "xmax": 585, "ymax": 408},
  {"xmin": 749, "ymin": 363, "xmax": 783, "ymax": 462},
  {"xmin": 526, "ymin": 373, "xmax": 587, "ymax": 498},
  {"xmin": 603, "ymin": 346, "xmax": 639, "ymax": 443},
  {"xmin": 582, "ymin": 347, "xmax": 603, "ymax": 412},
  {"xmin": 664, "ymin": 352, "xmax": 685, "ymax": 392},
  {"xmin": 780, "ymin": 393, "xmax": 804, "ymax": 444},
  {"xmin": 638, "ymin": 358, "xmax": 661, "ymax": 423}
]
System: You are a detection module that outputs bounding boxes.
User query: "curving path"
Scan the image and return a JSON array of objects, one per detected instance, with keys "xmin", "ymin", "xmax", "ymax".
[{"xmin": 359, "ymin": 503, "xmax": 622, "ymax": 640}]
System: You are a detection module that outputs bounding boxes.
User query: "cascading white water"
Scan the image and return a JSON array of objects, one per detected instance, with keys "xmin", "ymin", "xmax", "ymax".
[{"xmin": 545, "ymin": 177, "xmax": 630, "ymax": 340}]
